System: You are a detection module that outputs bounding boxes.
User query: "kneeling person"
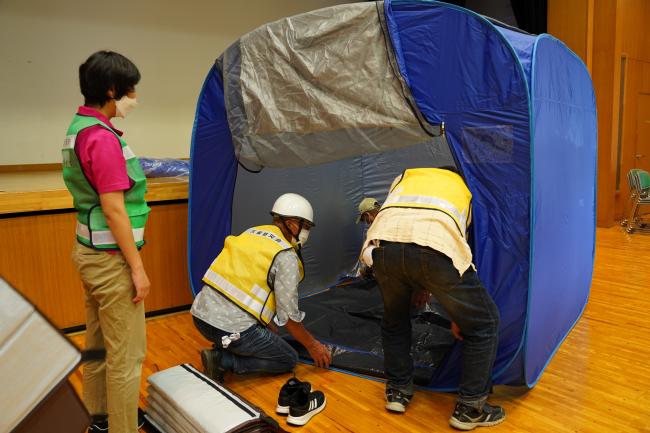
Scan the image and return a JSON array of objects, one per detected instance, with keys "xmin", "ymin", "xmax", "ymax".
[{"xmin": 191, "ymin": 193, "xmax": 331, "ymax": 381}]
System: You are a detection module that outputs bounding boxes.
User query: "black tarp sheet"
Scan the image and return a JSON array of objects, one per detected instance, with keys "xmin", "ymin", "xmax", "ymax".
[{"xmin": 282, "ymin": 278, "xmax": 457, "ymax": 385}]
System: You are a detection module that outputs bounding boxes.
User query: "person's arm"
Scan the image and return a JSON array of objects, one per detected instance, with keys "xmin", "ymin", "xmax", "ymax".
[
  {"xmin": 360, "ymin": 236, "xmax": 383, "ymax": 269},
  {"xmin": 284, "ymin": 320, "xmax": 331, "ymax": 368},
  {"xmin": 272, "ymin": 251, "xmax": 331, "ymax": 368},
  {"xmin": 85, "ymin": 130, "xmax": 150, "ymax": 304},
  {"xmin": 100, "ymin": 191, "xmax": 150, "ymax": 303},
  {"xmin": 357, "ymin": 262, "xmax": 373, "ymax": 278}
]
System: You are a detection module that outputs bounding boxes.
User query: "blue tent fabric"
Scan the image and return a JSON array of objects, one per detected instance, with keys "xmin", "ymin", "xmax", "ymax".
[
  {"xmin": 384, "ymin": 0, "xmax": 532, "ymax": 388},
  {"xmin": 188, "ymin": 1, "xmax": 597, "ymax": 390},
  {"xmin": 525, "ymin": 35, "xmax": 597, "ymax": 386},
  {"xmin": 496, "ymin": 26, "xmax": 535, "ymax": 86},
  {"xmin": 188, "ymin": 65, "xmax": 238, "ymax": 298}
]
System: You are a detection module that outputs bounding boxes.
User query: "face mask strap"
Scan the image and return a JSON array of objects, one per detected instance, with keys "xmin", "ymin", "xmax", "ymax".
[{"xmin": 294, "ymin": 219, "xmax": 307, "ymax": 252}]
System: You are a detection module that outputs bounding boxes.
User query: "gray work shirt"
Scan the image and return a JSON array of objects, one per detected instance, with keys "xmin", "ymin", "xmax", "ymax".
[{"xmin": 190, "ymin": 249, "xmax": 305, "ymax": 333}]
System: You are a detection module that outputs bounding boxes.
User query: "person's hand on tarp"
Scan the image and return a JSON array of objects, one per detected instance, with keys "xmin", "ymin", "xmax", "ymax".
[
  {"xmin": 307, "ymin": 340, "xmax": 332, "ymax": 369},
  {"xmin": 358, "ymin": 264, "xmax": 374, "ymax": 279}
]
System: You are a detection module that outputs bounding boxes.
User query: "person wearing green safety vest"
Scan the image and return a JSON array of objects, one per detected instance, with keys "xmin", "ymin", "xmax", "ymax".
[{"xmin": 63, "ymin": 51, "xmax": 150, "ymax": 433}]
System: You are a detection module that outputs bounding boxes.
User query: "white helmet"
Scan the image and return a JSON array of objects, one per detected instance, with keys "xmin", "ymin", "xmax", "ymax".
[{"xmin": 271, "ymin": 193, "xmax": 314, "ymax": 225}]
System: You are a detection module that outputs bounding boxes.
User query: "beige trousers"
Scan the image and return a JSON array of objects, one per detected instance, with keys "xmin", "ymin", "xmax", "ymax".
[{"xmin": 72, "ymin": 243, "xmax": 146, "ymax": 433}]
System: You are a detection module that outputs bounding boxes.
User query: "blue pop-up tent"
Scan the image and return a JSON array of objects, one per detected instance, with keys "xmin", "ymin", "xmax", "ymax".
[{"xmin": 188, "ymin": 0, "xmax": 597, "ymax": 389}]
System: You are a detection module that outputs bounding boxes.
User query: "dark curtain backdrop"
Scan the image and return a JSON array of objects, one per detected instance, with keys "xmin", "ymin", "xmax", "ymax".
[
  {"xmin": 397, "ymin": 0, "xmax": 547, "ymax": 34},
  {"xmin": 510, "ymin": 0, "xmax": 547, "ymax": 34}
]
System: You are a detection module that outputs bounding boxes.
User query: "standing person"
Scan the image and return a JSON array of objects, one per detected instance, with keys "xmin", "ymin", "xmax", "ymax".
[
  {"xmin": 360, "ymin": 167, "xmax": 505, "ymax": 431},
  {"xmin": 192, "ymin": 193, "xmax": 331, "ymax": 381},
  {"xmin": 63, "ymin": 51, "xmax": 150, "ymax": 433}
]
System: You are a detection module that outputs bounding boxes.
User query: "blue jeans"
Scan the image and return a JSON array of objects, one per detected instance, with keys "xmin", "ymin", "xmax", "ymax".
[
  {"xmin": 193, "ymin": 317, "xmax": 298, "ymax": 375},
  {"xmin": 373, "ymin": 242, "xmax": 500, "ymax": 408}
]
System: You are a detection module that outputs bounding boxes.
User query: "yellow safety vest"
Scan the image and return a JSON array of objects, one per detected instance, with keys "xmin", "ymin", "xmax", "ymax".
[
  {"xmin": 202, "ymin": 225, "xmax": 304, "ymax": 325},
  {"xmin": 381, "ymin": 168, "xmax": 472, "ymax": 235}
]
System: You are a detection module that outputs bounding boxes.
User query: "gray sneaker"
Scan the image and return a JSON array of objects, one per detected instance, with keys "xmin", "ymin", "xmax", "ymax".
[
  {"xmin": 449, "ymin": 402, "xmax": 505, "ymax": 430},
  {"xmin": 385, "ymin": 388, "xmax": 413, "ymax": 413}
]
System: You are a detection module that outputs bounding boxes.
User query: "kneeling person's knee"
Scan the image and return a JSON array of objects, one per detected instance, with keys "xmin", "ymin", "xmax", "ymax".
[{"xmin": 285, "ymin": 347, "xmax": 299, "ymax": 370}]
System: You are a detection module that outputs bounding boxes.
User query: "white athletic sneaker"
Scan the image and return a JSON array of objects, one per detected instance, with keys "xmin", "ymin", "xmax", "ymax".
[{"xmin": 286, "ymin": 389, "xmax": 327, "ymax": 426}]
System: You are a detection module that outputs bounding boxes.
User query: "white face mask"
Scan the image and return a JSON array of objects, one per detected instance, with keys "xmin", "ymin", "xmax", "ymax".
[
  {"xmin": 115, "ymin": 95, "xmax": 138, "ymax": 118},
  {"xmin": 297, "ymin": 228, "xmax": 310, "ymax": 247}
]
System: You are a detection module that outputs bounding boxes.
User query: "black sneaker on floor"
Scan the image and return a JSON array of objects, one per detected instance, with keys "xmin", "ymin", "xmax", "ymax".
[
  {"xmin": 449, "ymin": 402, "xmax": 506, "ymax": 430},
  {"xmin": 201, "ymin": 348, "xmax": 226, "ymax": 383},
  {"xmin": 286, "ymin": 388, "xmax": 327, "ymax": 426},
  {"xmin": 385, "ymin": 388, "xmax": 413, "ymax": 413},
  {"xmin": 88, "ymin": 414, "xmax": 108, "ymax": 433},
  {"xmin": 276, "ymin": 377, "xmax": 311, "ymax": 415}
]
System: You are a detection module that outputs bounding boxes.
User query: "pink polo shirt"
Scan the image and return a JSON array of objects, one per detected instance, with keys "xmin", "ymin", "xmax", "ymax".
[{"xmin": 75, "ymin": 106, "xmax": 132, "ymax": 194}]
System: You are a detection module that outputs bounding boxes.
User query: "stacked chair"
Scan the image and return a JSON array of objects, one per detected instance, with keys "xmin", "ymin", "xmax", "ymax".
[{"xmin": 621, "ymin": 169, "xmax": 650, "ymax": 233}]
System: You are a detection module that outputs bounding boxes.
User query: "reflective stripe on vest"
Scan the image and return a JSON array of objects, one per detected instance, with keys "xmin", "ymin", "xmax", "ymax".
[
  {"xmin": 381, "ymin": 168, "xmax": 472, "ymax": 235},
  {"xmin": 383, "ymin": 194, "xmax": 468, "ymax": 231},
  {"xmin": 202, "ymin": 225, "xmax": 302, "ymax": 326},
  {"xmin": 204, "ymin": 268, "xmax": 275, "ymax": 324},
  {"xmin": 76, "ymin": 222, "xmax": 145, "ymax": 246}
]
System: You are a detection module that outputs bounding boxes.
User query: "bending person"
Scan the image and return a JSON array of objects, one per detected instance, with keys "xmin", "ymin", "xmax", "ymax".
[
  {"xmin": 191, "ymin": 193, "xmax": 331, "ymax": 382},
  {"xmin": 360, "ymin": 167, "xmax": 504, "ymax": 431}
]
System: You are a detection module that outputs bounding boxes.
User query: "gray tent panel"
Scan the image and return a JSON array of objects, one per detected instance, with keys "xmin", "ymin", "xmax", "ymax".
[
  {"xmin": 220, "ymin": 2, "xmax": 438, "ymax": 168},
  {"xmin": 232, "ymin": 135, "xmax": 455, "ymax": 295}
]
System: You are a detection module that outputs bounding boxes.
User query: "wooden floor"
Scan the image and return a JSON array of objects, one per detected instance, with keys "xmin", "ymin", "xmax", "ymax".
[{"xmin": 68, "ymin": 227, "xmax": 650, "ymax": 433}]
